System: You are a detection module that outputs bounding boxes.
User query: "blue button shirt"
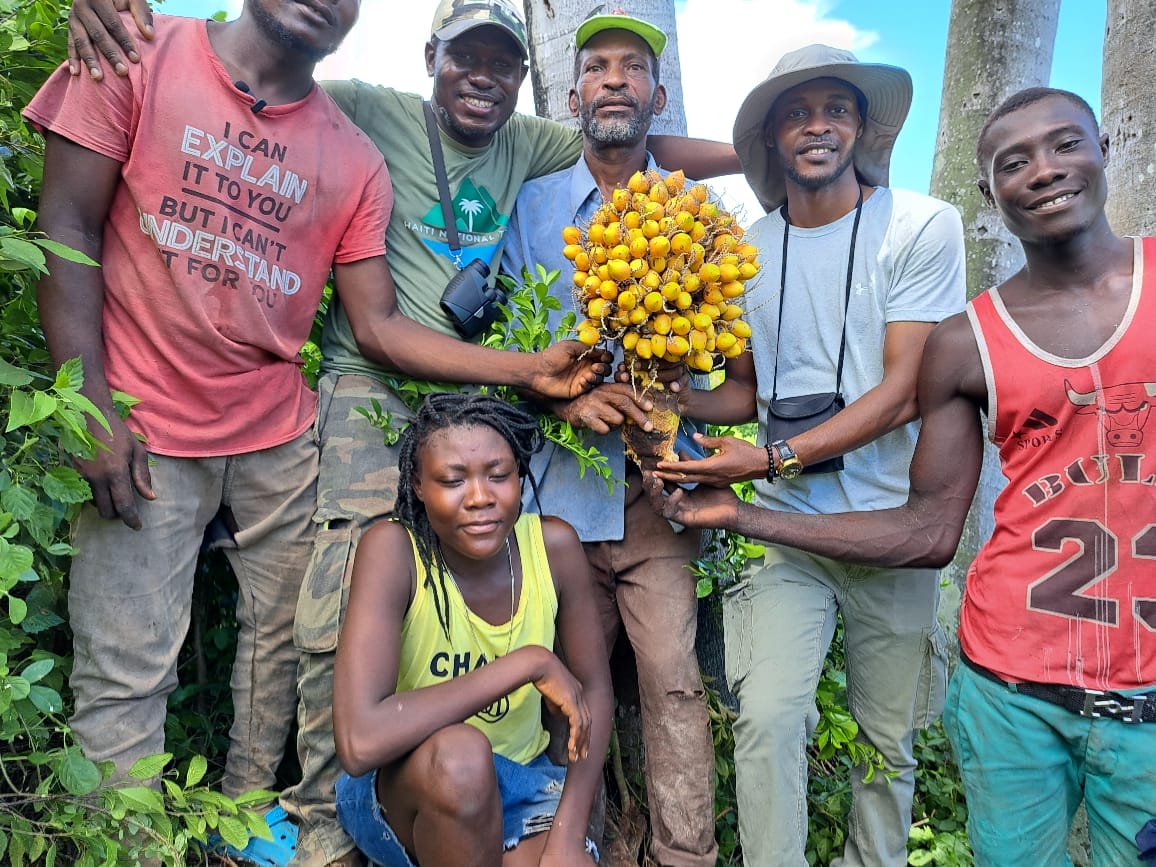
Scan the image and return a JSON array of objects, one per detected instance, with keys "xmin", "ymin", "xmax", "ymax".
[{"xmin": 501, "ymin": 154, "xmax": 701, "ymax": 542}]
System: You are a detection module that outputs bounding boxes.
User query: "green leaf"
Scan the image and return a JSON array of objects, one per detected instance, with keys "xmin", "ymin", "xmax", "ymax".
[
  {"xmin": 54, "ymin": 357, "xmax": 85, "ymax": 391},
  {"xmin": 1, "ymin": 485, "xmax": 38, "ymax": 520},
  {"xmin": 6, "ymin": 389, "xmax": 58, "ymax": 432},
  {"xmin": 128, "ymin": 752, "xmax": 172, "ymax": 780},
  {"xmin": 217, "ymin": 815, "xmax": 250, "ymax": 851},
  {"xmin": 5, "ymin": 675, "xmax": 30, "ymax": 700},
  {"xmin": 0, "ymin": 357, "xmax": 34, "ymax": 387},
  {"xmin": 0, "ymin": 237, "xmax": 46, "ymax": 271},
  {"xmin": 116, "ymin": 786, "xmax": 164, "ymax": 813},
  {"xmin": 186, "ymin": 754, "xmax": 207, "ymax": 787},
  {"xmin": 19, "ymin": 658, "xmax": 53, "ymax": 683},
  {"xmin": 7, "ymin": 595, "xmax": 28, "ymax": 625},
  {"xmin": 31, "ymin": 238, "xmax": 99, "ymax": 266},
  {"xmin": 231, "ymin": 788, "xmax": 279, "ymax": 807},
  {"xmin": 40, "ymin": 466, "xmax": 92, "ymax": 504},
  {"xmin": 56, "ymin": 750, "xmax": 103, "ymax": 796},
  {"xmin": 27, "ymin": 685, "xmax": 62, "ymax": 714}
]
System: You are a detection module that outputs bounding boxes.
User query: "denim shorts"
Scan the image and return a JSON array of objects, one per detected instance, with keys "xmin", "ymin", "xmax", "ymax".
[{"xmin": 335, "ymin": 751, "xmax": 598, "ymax": 865}]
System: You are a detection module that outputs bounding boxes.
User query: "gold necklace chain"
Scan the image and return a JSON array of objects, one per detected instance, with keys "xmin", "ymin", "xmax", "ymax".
[{"xmin": 446, "ymin": 536, "xmax": 517, "ymax": 660}]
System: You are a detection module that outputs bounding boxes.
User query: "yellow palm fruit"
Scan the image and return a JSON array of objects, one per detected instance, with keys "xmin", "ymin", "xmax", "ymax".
[
  {"xmin": 612, "ymin": 311, "xmax": 632, "ymax": 328},
  {"xmin": 671, "ymin": 315, "xmax": 692, "ymax": 335},
  {"xmin": 698, "ymin": 201, "xmax": 719, "ymax": 220},
  {"xmin": 607, "ymin": 259, "xmax": 632, "ymax": 282},
  {"xmin": 587, "ymin": 298, "xmax": 608, "ymax": 320},
  {"xmin": 572, "ymin": 270, "xmax": 589, "ymax": 289},
  {"xmin": 583, "ymin": 274, "xmax": 602, "ymax": 295},
  {"xmin": 661, "ymin": 281, "xmax": 682, "ymax": 302},
  {"xmin": 719, "ymin": 252, "xmax": 740, "ymax": 266},
  {"xmin": 596, "ymin": 264, "xmax": 610, "ymax": 281},
  {"xmin": 675, "ymin": 291, "xmax": 694, "ymax": 310},
  {"xmin": 689, "ymin": 350, "xmax": 714, "ymax": 372},
  {"xmin": 630, "ymin": 236, "xmax": 650, "ymax": 259},
  {"xmin": 731, "ymin": 319, "xmax": 752, "ymax": 339},
  {"xmin": 562, "ymin": 225, "xmax": 582, "ymax": 245},
  {"xmin": 673, "ymin": 211, "xmax": 695, "ymax": 233},
  {"xmin": 692, "ymin": 312, "xmax": 713, "ymax": 331},
  {"xmin": 653, "ymin": 313, "xmax": 673, "ymax": 335},
  {"xmin": 630, "ymin": 259, "xmax": 650, "ymax": 279},
  {"xmin": 689, "ymin": 183, "xmax": 709, "ymax": 204},
  {"xmin": 705, "ymin": 335, "xmax": 716, "ymax": 353},
  {"xmin": 739, "ymin": 261, "xmax": 760, "ymax": 280},
  {"xmin": 721, "ymin": 281, "xmax": 745, "ymax": 299},
  {"xmin": 599, "ymin": 280, "xmax": 619, "ymax": 301},
  {"xmin": 629, "ymin": 193, "xmax": 648, "ymax": 214},
  {"xmin": 587, "ymin": 222, "xmax": 605, "ymax": 245},
  {"xmin": 678, "ymin": 194, "xmax": 700, "ymax": 216},
  {"xmin": 664, "ymin": 169, "xmax": 686, "ymax": 194},
  {"xmin": 651, "ymin": 334, "xmax": 668, "ymax": 359},
  {"xmin": 641, "ymin": 270, "xmax": 661, "ymax": 290},
  {"xmin": 649, "ymin": 235, "xmax": 671, "ymax": 259},
  {"xmin": 641, "ymin": 219, "xmax": 661, "ymax": 239},
  {"xmin": 628, "ymin": 170, "xmax": 650, "ymax": 194},
  {"xmin": 661, "ymin": 197, "xmax": 678, "ymax": 218},
  {"xmin": 609, "ymin": 243, "xmax": 630, "ymax": 262},
  {"xmin": 642, "ymin": 200, "xmax": 664, "ymax": 220},
  {"xmin": 629, "ymin": 306, "xmax": 648, "ymax": 325},
  {"xmin": 690, "ymin": 221, "xmax": 707, "ymax": 242},
  {"xmin": 723, "ymin": 337, "xmax": 747, "ymax": 358},
  {"xmin": 700, "ymin": 303, "xmax": 722, "ymax": 321},
  {"xmin": 603, "ymin": 222, "xmax": 622, "ymax": 247},
  {"xmin": 698, "ymin": 262, "xmax": 721, "ymax": 284},
  {"xmin": 670, "ymin": 233, "xmax": 692, "ymax": 255},
  {"xmin": 623, "ymin": 209, "xmax": 642, "ymax": 230},
  {"xmin": 649, "ymin": 182, "xmax": 670, "ymax": 205},
  {"xmin": 574, "ymin": 251, "xmax": 591, "ymax": 272},
  {"xmin": 722, "ymin": 303, "xmax": 743, "ymax": 321},
  {"xmin": 667, "ymin": 253, "xmax": 687, "ymax": 273},
  {"xmin": 635, "ymin": 338, "xmax": 653, "ymax": 360},
  {"xmin": 666, "ymin": 335, "xmax": 690, "ymax": 357},
  {"xmin": 618, "ymin": 289, "xmax": 638, "ymax": 311},
  {"xmin": 716, "ymin": 331, "xmax": 738, "ymax": 353},
  {"xmin": 689, "ymin": 329, "xmax": 708, "ymax": 352},
  {"xmin": 735, "ymin": 242, "xmax": 756, "ymax": 260},
  {"xmin": 703, "ymin": 285, "xmax": 725, "ymax": 306},
  {"xmin": 731, "ymin": 224, "xmax": 745, "ymax": 240},
  {"xmin": 659, "ymin": 216, "xmax": 676, "ymax": 236},
  {"xmin": 714, "ymin": 233, "xmax": 737, "ymax": 253},
  {"xmin": 622, "ymin": 331, "xmax": 640, "ymax": 351},
  {"xmin": 562, "ymin": 243, "xmax": 583, "ymax": 261},
  {"xmin": 689, "ymin": 242, "xmax": 706, "ymax": 266},
  {"xmin": 612, "ymin": 188, "xmax": 631, "ymax": 212},
  {"xmin": 682, "ymin": 273, "xmax": 702, "ymax": 295},
  {"xmin": 578, "ymin": 324, "xmax": 601, "ymax": 346},
  {"xmin": 590, "ymin": 244, "xmax": 608, "ymax": 265},
  {"xmin": 719, "ymin": 262, "xmax": 741, "ymax": 283},
  {"xmin": 652, "ymin": 256, "xmax": 668, "ymax": 274},
  {"xmin": 643, "ymin": 291, "xmax": 665, "ymax": 313}
]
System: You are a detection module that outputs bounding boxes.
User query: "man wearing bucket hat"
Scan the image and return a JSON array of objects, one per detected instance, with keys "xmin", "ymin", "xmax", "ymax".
[
  {"xmin": 502, "ymin": 9, "xmax": 728, "ymax": 865},
  {"xmin": 646, "ymin": 45, "xmax": 966, "ymax": 866}
]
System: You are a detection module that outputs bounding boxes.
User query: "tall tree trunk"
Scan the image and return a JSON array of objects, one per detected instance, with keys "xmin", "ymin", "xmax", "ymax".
[
  {"xmin": 522, "ymin": 0, "xmax": 687, "ymax": 135},
  {"xmin": 928, "ymin": 0, "xmax": 1059, "ymax": 631},
  {"xmin": 1103, "ymin": 0, "xmax": 1156, "ymax": 236}
]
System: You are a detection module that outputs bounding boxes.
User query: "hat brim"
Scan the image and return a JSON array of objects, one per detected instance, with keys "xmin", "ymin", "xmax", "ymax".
[
  {"xmin": 434, "ymin": 19, "xmax": 529, "ymax": 58},
  {"xmin": 575, "ymin": 15, "xmax": 667, "ymax": 59},
  {"xmin": 733, "ymin": 61, "xmax": 912, "ymax": 213}
]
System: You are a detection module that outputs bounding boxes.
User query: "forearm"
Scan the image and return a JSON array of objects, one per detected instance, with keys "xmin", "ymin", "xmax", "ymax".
[
  {"xmin": 681, "ymin": 378, "xmax": 756, "ymax": 426},
  {"xmin": 336, "ymin": 644, "xmax": 553, "ymax": 777},
  {"xmin": 545, "ymin": 679, "xmax": 612, "ymax": 850},
  {"xmin": 786, "ymin": 379, "xmax": 918, "ymax": 469},
  {"xmin": 647, "ymin": 136, "xmax": 741, "ymax": 180}
]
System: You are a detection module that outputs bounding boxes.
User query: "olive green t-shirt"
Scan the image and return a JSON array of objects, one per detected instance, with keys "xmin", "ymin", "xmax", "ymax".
[{"xmin": 319, "ymin": 82, "xmax": 582, "ymax": 377}]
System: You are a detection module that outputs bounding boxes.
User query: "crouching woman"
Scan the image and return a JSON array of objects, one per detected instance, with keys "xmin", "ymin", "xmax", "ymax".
[{"xmin": 333, "ymin": 393, "xmax": 611, "ymax": 866}]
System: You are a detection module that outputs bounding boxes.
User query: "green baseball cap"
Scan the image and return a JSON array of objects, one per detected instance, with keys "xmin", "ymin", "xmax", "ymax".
[{"xmin": 575, "ymin": 7, "xmax": 667, "ymax": 58}]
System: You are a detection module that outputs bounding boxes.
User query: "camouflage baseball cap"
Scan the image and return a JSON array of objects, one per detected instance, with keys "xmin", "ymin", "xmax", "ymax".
[{"xmin": 431, "ymin": 0, "xmax": 529, "ymax": 58}]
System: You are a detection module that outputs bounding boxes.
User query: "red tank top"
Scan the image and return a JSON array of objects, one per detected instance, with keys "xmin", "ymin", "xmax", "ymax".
[{"xmin": 961, "ymin": 237, "xmax": 1156, "ymax": 690}]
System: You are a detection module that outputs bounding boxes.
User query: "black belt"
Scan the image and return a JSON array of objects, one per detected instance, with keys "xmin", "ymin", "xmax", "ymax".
[{"xmin": 961, "ymin": 653, "xmax": 1155, "ymax": 724}]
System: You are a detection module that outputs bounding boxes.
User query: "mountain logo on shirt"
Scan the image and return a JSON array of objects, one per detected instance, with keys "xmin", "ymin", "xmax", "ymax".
[{"xmin": 409, "ymin": 177, "xmax": 509, "ymax": 266}]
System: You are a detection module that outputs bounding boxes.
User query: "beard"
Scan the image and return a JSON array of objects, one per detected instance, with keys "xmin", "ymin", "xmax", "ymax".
[
  {"xmin": 249, "ymin": 1, "xmax": 339, "ymax": 64},
  {"xmin": 579, "ymin": 94, "xmax": 655, "ymax": 146},
  {"xmin": 782, "ymin": 144, "xmax": 857, "ymax": 191}
]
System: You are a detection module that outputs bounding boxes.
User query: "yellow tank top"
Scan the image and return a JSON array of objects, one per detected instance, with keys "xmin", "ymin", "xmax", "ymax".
[{"xmin": 397, "ymin": 513, "xmax": 556, "ymax": 763}]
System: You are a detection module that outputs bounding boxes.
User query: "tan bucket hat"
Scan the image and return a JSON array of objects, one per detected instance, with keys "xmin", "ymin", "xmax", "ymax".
[{"xmin": 733, "ymin": 44, "xmax": 912, "ymax": 213}]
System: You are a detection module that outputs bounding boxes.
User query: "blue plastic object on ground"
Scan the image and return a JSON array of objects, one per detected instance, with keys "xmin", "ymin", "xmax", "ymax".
[{"xmin": 212, "ymin": 804, "xmax": 298, "ymax": 866}]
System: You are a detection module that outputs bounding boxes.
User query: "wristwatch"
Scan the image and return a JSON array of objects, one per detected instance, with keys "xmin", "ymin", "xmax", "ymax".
[{"xmin": 772, "ymin": 440, "xmax": 804, "ymax": 480}]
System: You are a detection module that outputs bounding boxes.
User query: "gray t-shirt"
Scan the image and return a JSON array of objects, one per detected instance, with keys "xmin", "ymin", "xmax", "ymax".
[{"xmin": 748, "ymin": 187, "xmax": 966, "ymax": 515}]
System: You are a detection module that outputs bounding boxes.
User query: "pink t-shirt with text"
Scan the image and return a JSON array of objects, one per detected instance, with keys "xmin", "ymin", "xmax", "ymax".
[{"xmin": 24, "ymin": 14, "xmax": 391, "ymax": 456}]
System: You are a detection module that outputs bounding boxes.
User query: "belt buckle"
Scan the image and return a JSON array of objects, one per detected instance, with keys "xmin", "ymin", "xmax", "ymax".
[{"xmin": 1080, "ymin": 690, "xmax": 1145, "ymax": 723}]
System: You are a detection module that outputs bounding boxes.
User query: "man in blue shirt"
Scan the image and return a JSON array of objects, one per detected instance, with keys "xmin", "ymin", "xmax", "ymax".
[{"xmin": 502, "ymin": 11, "xmax": 756, "ymax": 865}]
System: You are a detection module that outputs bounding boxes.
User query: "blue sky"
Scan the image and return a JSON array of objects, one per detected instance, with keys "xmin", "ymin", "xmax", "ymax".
[{"xmin": 159, "ymin": 0, "xmax": 1106, "ymax": 216}]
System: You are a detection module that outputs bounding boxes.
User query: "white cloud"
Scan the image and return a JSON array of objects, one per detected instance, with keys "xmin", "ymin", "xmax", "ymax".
[{"xmin": 316, "ymin": 0, "xmax": 875, "ymax": 225}]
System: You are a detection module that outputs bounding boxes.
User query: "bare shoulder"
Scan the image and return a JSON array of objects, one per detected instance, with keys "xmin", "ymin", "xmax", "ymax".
[
  {"xmin": 538, "ymin": 514, "xmax": 583, "ymax": 558},
  {"xmin": 923, "ymin": 312, "xmax": 986, "ymax": 402}
]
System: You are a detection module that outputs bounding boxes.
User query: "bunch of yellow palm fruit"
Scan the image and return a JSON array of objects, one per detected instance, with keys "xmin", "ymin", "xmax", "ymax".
[{"xmin": 562, "ymin": 168, "xmax": 759, "ymax": 378}]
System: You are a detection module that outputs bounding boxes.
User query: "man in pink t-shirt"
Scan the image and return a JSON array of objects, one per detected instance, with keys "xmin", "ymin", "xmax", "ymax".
[{"xmin": 26, "ymin": 2, "xmax": 607, "ymax": 863}]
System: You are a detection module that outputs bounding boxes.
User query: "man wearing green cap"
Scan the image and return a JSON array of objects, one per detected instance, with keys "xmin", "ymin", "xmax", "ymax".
[
  {"xmin": 646, "ymin": 45, "xmax": 966, "ymax": 867},
  {"xmin": 501, "ymin": 10, "xmax": 732, "ymax": 865}
]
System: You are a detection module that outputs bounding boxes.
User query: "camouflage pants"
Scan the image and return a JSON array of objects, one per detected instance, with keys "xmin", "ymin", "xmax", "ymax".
[{"xmin": 280, "ymin": 373, "xmax": 409, "ymax": 866}]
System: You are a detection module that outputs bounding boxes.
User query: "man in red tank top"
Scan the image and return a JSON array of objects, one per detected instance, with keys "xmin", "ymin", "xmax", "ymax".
[{"xmin": 647, "ymin": 87, "xmax": 1156, "ymax": 866}]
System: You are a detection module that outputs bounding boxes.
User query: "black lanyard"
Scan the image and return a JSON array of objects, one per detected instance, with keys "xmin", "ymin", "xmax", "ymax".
[{"xmin": 771, "ymin": 188, "xmax": 864, "ymax": 401}]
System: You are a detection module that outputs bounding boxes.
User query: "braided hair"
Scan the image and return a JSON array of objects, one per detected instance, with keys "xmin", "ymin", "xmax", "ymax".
[{"xmin": 394, "ymin": 392, "xmax": 544, "ymax": 640}]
